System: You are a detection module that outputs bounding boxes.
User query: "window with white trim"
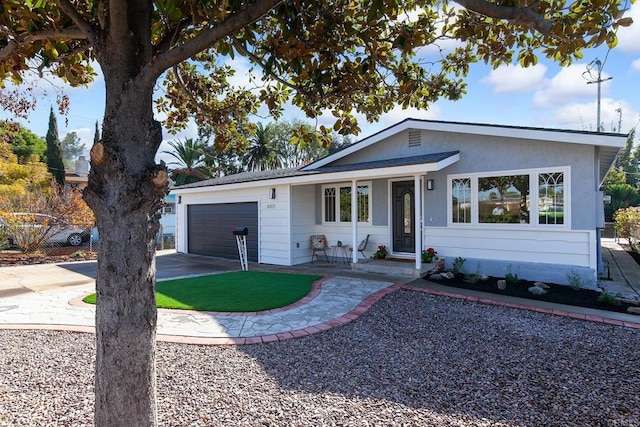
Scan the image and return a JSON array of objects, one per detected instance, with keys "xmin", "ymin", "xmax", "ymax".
[
  {"xmin": 449, "ymin": 168, "xmax": 568, "ymax": 227},
  {"xmin": 323, "ymin": 183, "xmax": 371, "ymax": 223}
]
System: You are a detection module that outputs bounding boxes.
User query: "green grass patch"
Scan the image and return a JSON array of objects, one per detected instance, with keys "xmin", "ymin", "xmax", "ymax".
[{"xmin": 83, "ymin": 271, "xmax": 321, "ymax": 312}]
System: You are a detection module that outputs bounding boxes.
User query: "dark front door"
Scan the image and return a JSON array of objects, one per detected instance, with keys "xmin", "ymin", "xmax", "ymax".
[{"xmin": 392, "ymin": 181, "xmax": 415, "ymax": 253}]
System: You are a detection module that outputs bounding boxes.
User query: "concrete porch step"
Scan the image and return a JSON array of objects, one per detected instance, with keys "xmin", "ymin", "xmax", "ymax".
[{"xmin": 352, "ymin": 259, "xmax": 432, "ymax": 278}]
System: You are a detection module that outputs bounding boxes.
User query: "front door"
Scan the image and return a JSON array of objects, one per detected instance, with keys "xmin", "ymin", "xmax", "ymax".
[{"xmin": 392, "ymin": 181, "xmax": 415, "ymax": 253}]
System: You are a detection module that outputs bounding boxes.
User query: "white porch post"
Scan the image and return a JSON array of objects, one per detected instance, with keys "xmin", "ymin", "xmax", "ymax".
[
  {"xmin": 352, "ymin": 180, "xmax": 358, "ymax": 263},
  {"xmin": 415, "ymin": 175, "xmax": 423, "ymax": 271}
]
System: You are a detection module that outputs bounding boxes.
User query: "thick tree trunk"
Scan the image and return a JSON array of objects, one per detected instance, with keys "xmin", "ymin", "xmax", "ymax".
[{"xmin": 85, "ymin": 69, "xmax": 167, "ymax": 426}]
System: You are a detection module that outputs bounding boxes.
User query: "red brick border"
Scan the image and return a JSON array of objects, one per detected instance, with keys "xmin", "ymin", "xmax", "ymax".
[{"xmin": 401, "ymin": 284, "xmax": 640, "ymax": 330}]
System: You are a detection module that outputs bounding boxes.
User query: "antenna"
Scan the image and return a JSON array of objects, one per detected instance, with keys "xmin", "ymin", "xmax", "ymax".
[{"xmin": 583, "ymin": 59, "xmax": 612, "ymax": 132}]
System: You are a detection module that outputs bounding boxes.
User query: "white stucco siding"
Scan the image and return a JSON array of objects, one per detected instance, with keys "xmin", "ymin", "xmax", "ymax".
[
  {"xmin": 175, "ymin": 184, "xmax": 291, "ymax": 266},
  {"xmin": 425, "ymin": 226, "xmax": 595, "ymax": 269}
]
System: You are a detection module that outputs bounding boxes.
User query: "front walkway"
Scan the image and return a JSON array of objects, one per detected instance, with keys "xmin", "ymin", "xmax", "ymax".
[
  {"xmin": 0, "ymin": 274, "xmax": 399, "ymax": 345},
  {"xmin": 1, "ymin": 242, "xmax": 640, "ymax": 345}
]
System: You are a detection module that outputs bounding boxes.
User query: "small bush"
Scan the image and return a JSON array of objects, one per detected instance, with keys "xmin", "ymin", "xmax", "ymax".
[
  {"xmin": 452, "ymin": 256, "xmax": 466, "ymax": 275},
  {"xmin": 505, "ymin": 264, "xmax": 519, "ymax": 285},
  {"xmin": 567, "ymin": 269, "xmax": 582, "ymax": 290}
]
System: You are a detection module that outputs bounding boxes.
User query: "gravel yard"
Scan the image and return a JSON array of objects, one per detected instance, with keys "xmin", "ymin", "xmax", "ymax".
[{"xmin": 1, "ymin": 289, "xmax": 639, "ymax": 426}]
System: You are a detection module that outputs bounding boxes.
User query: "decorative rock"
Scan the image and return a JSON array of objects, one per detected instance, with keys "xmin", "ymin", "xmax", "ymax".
[
  {"xmin": 497, "ymin": 280, "xmax": 507, "ymax": 290},
  {"xmin": 627, "ymin": 306, "xmax": 640, "ymax": 315},
  {"xmin": 429, "ymin": 259, "xmax": 445, "ymax": 275},
  {"xmin": 534, "ymin": 281, "xmax": 550, "ymax": 289},
  {"xmin": 528, "ymin": 285, "xmax": 547, "ymax": 295}
]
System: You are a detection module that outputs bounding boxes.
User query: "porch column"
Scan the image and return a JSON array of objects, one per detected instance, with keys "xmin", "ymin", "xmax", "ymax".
[
  {"xmin": 415, "ymin": 175, "xmax": 423, "ymax": 271},
  {"xmin": 352, "ymin": 180, "xmax": 358, "ymax": 264}
]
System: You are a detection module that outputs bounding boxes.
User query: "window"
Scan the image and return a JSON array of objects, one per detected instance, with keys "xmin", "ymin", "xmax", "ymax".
[
  {"xmin": 538, "ymin": 172, "xmax": 564, "ymax": 225},
  {"xmin": 162, "ymin": 204, "xmax": 175, "ymax": 214},
  {"xmin": 452, "ymin": 178, "xmax": 471, "ymax": 223},
  {"xmin": 323, "ymin": 183, "xmax": 371, "ymax": 223},
  {"xmin": 478, "ymin": 174, "xmax": 529, "ymax": 224},
  {"xmin": 449, "ymin": 169, "xmax": 567, "ymax": 227}
]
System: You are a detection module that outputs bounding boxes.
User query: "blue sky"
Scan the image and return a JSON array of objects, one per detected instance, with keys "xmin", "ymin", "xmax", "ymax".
[{"xmin": 4, "ymin": 2, "xmax": 640, "ymax": 165}]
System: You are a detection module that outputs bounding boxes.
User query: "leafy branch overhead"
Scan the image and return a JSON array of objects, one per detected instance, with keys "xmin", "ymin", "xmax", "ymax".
[{"xmin": 0, "ymin": 0, "xmax": 633, "ymax": 146}]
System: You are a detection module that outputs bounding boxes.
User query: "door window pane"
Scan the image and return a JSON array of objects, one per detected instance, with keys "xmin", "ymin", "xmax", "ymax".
[{"xmin": 403, "ymin": 192, "xmax": 412, "ymax": 233}]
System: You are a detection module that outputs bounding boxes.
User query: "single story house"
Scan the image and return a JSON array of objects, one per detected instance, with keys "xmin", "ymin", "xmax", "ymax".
[{"xmin": 172, "ymin": 119, "xmax": 627, "ymax": 289}]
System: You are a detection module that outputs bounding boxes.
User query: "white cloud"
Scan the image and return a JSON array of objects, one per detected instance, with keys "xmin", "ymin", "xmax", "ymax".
[
  {"xmin": 632, "ymin": 58, "xmax": 640, "ymax": 72},
  {"xmin": 533, "ymin": 64, "xmax": 611, "ymax": 108},
  {"xmin": 552, "ymin": 98, "xmax": 639, "ymax": 132},
  {"xmin": 616, "ymin": 2, "xmax": 640, "ymax": 54},
  {"xmin": 480, "ymin": 64, "xmax": 548, "ymax": 94}
]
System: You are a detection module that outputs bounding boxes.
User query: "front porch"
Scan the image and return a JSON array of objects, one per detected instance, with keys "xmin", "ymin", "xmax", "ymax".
[{"xmin": 307, "ymin": 252, "xmax": 434, "ymax": 279}]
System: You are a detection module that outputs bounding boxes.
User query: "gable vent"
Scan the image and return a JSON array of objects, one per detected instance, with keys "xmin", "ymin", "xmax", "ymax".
[{"xmin": 408, "ymin": 130, "xmax": 422, "ymax": 147}]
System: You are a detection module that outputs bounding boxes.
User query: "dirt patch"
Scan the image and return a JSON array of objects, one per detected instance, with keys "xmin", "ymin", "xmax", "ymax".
[
  {"xmin": 423, "ymin": 274, "xmax": 638, "ymax": 314},
  {"xmin": 0, "ymin": 247, "xmax": 97, "ymax": 267}
]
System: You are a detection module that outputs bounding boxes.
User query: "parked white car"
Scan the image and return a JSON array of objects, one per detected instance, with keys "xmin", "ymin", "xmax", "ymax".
[{"xmin": 0, "ymin": 213, "xmax": 91, "ymax": 248}]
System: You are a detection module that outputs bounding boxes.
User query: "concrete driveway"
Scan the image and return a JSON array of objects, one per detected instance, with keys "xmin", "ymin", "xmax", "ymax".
[{"xmin": 0, "ymin": 250, "xmax": 238, "ymax": 298}]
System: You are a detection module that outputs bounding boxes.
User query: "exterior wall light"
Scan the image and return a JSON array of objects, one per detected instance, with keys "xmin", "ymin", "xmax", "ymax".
[{"xmin": 426, "ymin": 179, "xmax": 435, "ymax": 191}]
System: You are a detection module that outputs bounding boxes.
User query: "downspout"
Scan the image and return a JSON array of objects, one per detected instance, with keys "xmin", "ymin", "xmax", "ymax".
[{"xmin": 595, "ymin": 146, "xmax": 603, "ymax": 277}]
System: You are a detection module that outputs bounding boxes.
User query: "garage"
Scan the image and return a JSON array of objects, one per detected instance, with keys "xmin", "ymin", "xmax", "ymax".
[{"xmin": 187, "ymin": 202, "xmax": 258, "ymax": 261}]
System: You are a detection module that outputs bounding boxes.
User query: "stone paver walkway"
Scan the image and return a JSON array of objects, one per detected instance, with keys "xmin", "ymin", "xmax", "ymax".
[{"xmin": 0, "ymin": 276, "xmax": 399, "ymax": 345}]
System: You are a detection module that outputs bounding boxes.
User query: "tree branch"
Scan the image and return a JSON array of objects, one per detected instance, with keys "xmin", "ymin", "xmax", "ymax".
[
  {"xmin": 453, "ymin": 0, "xmax": 553, "ymax": 34},
  {"xmin": 55, "ymin": 0, "xmax": 96, "ymax": 42},
  {"xmin": 0, "ymin": 28, "xmax": 87, "ymax": 62},
  {"xmin": 148, "ymin": 0, "xmax": 283, "ymax": 79},
  {"xmin": 231, "ymin": 40, "xmax": 298, "ymax": 91}
]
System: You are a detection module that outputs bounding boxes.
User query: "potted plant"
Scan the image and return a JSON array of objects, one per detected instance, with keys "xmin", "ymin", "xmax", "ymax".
[
  {"xmin": 422, "ymin": 247, "xmax": 437, "ymax": 263},
  {"xmin": 372, "ymin": 244, "xmax": 388, "ymax": 259}
]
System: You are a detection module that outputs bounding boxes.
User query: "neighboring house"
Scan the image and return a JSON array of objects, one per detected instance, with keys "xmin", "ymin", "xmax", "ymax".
[
  {"xmin": 172, "ymin": 119, "xmax": 626, "ymax": 289},
  {"xmin": 159, "ymin": 193, "xmax": 176, "ymax": 248},
  {"xmin": 64, "ymin": 156, "xmax": 89, "ymax": 190}
]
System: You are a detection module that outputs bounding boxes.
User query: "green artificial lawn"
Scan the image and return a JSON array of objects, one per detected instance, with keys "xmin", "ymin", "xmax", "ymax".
[{"xmin": 83, "ymin": 271, "xmax": 321, "ymax": 312}]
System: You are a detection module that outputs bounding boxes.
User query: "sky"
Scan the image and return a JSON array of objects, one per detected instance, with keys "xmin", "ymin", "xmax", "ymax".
[{"xmin": 3, "ymin": 2, "xmax": 640, "ymax": 166}]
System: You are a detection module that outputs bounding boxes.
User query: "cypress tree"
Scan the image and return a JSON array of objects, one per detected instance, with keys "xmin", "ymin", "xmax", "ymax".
[
  {"xmin": 93, "ymin": 120, "xmax": 100, "ymax": 145},
  {"xmin": 45, "ymin": 107, "xmax": 65, "ymax": 186}
]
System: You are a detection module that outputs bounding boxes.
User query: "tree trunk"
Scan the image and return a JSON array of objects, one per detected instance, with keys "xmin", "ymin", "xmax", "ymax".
[{"xmin": 85, "ymin": 67, "xmax": 167, "ymax": 426}]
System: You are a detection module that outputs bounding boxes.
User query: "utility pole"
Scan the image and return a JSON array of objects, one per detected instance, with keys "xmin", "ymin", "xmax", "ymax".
[{"xmin": 585, "ymin": 59, "xmax": 612, "ymax": 132}]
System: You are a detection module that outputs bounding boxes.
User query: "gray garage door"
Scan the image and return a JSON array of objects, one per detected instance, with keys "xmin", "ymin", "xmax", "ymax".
[{"xmin": 187, "ymin": 203, "xmax": 258, "ymax": 262}]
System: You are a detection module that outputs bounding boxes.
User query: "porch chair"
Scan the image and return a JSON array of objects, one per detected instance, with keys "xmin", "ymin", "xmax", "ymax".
[
  {"xmin": 348, "ymin": 234, "xmax": 370, "ymax": 261},
  {"xmin": 310, "ymin": 235, "xmax": 330, "ymax": 263}
]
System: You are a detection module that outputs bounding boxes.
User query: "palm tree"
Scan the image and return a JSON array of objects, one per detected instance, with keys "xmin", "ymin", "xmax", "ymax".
[
  {"xmin": 244, "ymin": 123, "xmax": 283, "ymax": 171},
  {"xmin": 162, "ymin": 138, "xmax": 212, "ymax": 185}
]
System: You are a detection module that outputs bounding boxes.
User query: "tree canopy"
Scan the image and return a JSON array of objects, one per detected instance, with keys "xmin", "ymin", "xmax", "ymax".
[
  {"xmin": 0, "ymin": 0, "xmax": 634, "ymax": 145},
  {"xmin": 0, "ymin": 120, "xmax": 45, "ymax": 163},
  {"xmin": 60, "ymin": 131, "xmax": 86, "ymax": 168}
]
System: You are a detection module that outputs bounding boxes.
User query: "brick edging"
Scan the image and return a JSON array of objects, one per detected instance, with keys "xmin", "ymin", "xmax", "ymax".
[{"xmin": 400, "ymin": 284, "xmax": 640, "ymax": 330}]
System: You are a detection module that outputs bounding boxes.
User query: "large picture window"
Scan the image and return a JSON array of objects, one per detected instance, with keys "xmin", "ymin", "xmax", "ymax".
[
  {"xmin": 478, "ymin": 174, "xmax": 529, "ymax": 224},
  {"xmin": 449, "ymin": 169, "xmax": 567, "ymax": 227},
  {"xmin": 323, "ymin": 183, "xmax": 371, "ymax": 223}
]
